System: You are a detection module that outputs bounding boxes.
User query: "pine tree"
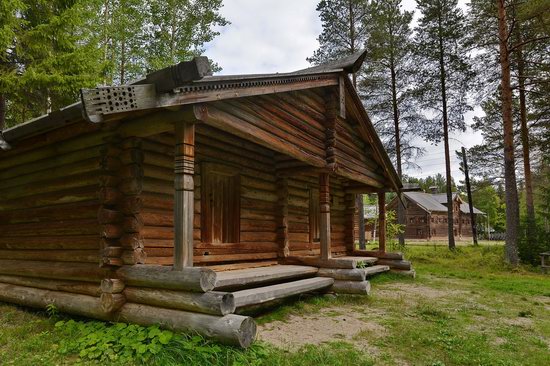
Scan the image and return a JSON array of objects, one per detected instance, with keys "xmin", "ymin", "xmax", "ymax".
[
  {"xmin": 1, "ymin": 0, "xmax": 104, "ymax": 127},
  {"xmin": 413, "ymin": 0, "xmax": 474, "ymax": 250},
  {"xmin": 0, "ymin": 0, "xmax": 228, "ymax": 127},
  {"xmin": 0, "ymin": 0, "xmax": 25, "ymax": 129},
  {"xmin": 308, "ymin": 0, "xmax": 369, "ymax": 85},
  {"xmin": 360, "ymin": 0, "xmax": 425, "ymax": 247},
  {"xmin": 147, "ymin": 0, "xmax": 228, "ymax": 72}
]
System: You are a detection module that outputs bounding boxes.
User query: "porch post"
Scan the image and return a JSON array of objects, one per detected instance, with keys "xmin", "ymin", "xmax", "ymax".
[
  {"xmin": 319, "ymin": 173, "xmax": 331, "ymax": 260},
  {"xmin": 378, "ymin": 191, "xmax": 386, "ymax": 253},
  {"xmin": 174, "ymin": 121, "xmax": 195, "ymax": 270}
]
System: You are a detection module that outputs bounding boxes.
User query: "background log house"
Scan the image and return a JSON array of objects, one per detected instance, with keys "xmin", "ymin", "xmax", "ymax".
[
  {"xmin": 387, "ymin": 191, "xmax": 485, "ymax": 241},
  {"xmin": 0, "ymin": 52, "xmax": 413, "ymax": 347}
]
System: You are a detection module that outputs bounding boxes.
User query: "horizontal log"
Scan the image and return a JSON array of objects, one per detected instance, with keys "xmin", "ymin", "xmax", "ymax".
[
  {"xmin": 124, "ymin": 287, "xmax": 235, "ymax": 316},
  {"xmin": 0, "ymin": 259, "xmax": 108, "ymax": 282},
  {"xmin": 101, "ymin": 279, "xmax": 125, "ymax": 293},
  {"xmin": 0, "ymin": 283, "xmax": 110, "ymax": 320},
  {"xmin": 194, "ymin": 104, "xmax": 326, "ymax": 168},
  {"xmin": 98, "ymin": 208, "xmax": 124, "ymax": 224},
  {"xmin": 0, "ymin": 235, "xmax": 99, "ymax": 250},
  {"xmin": 116, "ymin": 265, "xmax": 216, "ymax": 292},
  {"xmin": 285, "ymin": 256, "xmax": 376, "ymax": 269},
  {"xmin": 0, "ymin": 249, "xmax": 99, "ymax": 263},
  {"xmin": 0, "ymin": 186, "xmax": 97, "ymax": 211},
  {"xmin": 352, "ymin": 250, "xmax": 404, "ymax": 260},
  {"xmin": 0, "ymin": 275, "xmax": 101, "ymax": 296},
  {"xmin": 207, "ymin": 261, "xmax": 278, "ymax": 272},
  {"xmin": 330, "ymin": 280, "xmax": 371, "ymax": 295},
  {"xmin": 232, "ymin": 277, "xmax": 334, "ymax": 309},
  {"xmin": 0, "ymin": 219, "xmax": 100, "ymax": 237},
  {"xmin": 121, "ymin": 249, "xmax": 147, "ymax": 265},
  {"xmin": 101, "ymin": 293, "xmax": 126, "ymax": 313},
  {"xmin": 0, "ymin": 145, "xmax": 101, "ymax": 182},
  {"xmin": 0, "ymin": 201, "xmax": 98, "ymax": 225},
  {"xmin": 214, "ymin": 265, "xmax": 318, "ymax": 290},
  {"xmin": 195, "ymin": 252, "xmax": 277, "ymax": 263},
  {"xmin": 390, "ymin": 269, "xmax": 416, "ymax": 278},
  {"xmin": 317, "ymin": 268, "xmax": 366, "ymax": 281},
  {"xmin": 116, "ymin": 303, "xmax": 256, "ymax": 348},
  {"xmin": 376, "ymin": 259, "xmax": 411, "ymax": 270}
]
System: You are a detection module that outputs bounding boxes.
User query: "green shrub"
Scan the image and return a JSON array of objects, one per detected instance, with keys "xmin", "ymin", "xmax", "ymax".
[{"xmin": 54, "ymin": 319, "xmax": 268, "ymax": 365}]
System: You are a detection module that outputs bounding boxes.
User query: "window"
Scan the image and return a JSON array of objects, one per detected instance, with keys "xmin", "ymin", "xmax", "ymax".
[
  {"xmin": 417, "ymin": 229, "xmax": 424, "ymax": 237},
  {"xmin": 201, "ymin": 163, "xmax": 240, "ymax": 244},
  {"xmin": 409, "ymin": 217, "xmax": 415, "ymax": 224},
  {"xmin": 309, "ymin": 188, "xmax": 320, "ymax": 243}
]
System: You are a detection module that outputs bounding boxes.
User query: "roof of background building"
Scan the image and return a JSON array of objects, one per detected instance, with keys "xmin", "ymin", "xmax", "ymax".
[{"xmin": 400, "ymin": 191, "xmax": 485, "ymax": 215}]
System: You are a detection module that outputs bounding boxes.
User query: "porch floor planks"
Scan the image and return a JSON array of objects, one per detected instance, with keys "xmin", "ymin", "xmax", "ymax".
[
  {"xmin": 232, "ymin": 277, "xmax": 334, "ymax": 308},
  {"xmin": 214, "ymin": 265, "xmax": 319, "ymax": 290}
]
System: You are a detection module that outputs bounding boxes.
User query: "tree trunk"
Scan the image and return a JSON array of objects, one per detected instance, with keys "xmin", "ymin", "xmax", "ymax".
[
  {"xmin": 437, "ymin": 12, "xmax": 455, "ymax": 250},
  {"xmin": 497, "ymin": 0, "xmax": 520, "ymax": 265},
  {"xmin": 390, "ymin": 56, "xmax": 405, "ymax": 247},
  {"xmin": 516, "ymin": 27, "xmax": 536, "ymax": 243},
  {"xmin": 120, "ymin": 36, "xmax": 126, "ymax": 84}
]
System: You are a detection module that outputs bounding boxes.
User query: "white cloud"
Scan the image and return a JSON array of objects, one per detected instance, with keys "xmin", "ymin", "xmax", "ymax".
[{"xmin": 204, "ymin": 0, "xmax": 321, "ymax": 74}]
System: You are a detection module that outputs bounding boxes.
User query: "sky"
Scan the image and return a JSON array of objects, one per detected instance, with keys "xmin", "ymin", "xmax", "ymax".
[{"xmin": 204, "ymin": 0, "xmax": 484, "ymax": 184}]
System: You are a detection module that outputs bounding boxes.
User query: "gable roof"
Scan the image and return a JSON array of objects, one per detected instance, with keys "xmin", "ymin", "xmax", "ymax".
[
  {"xmin": 460, "ymin": 203, "xmax": 484, "ymax": 215},
  {"xmin": 432, "ymin": 193, "xmax": 461, "ymax": 204},
  {"xmin": 398, "ymin": 191, "xmax": 484, "ymax": 215},
  {"xmin": 403, "ymin": 192, "xmax": 449, "ymax": 212}
]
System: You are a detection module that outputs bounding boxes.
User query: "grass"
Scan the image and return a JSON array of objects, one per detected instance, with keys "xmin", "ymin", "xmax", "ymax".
[{"xmin": 1, "ymin": 244, "xmax": 549, "ymax": 365}]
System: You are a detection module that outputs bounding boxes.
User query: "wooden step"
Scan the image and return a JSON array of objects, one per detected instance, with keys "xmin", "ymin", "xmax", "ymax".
[
  {"xmin": 232, "ymin": 277, "xmax": 334, "ymax": 309},
  {"xmin": 214, "ymin": 265, "xmax": 318, "ymax": 290},
  {"xmin": 363, "ymin": 265, "xmax": 390, "ymax": 277},
  {"xmin": 286, "ymin": 256, "xmax": 377, "ymax": 269},
  {"xmin": 335, "ymin": 256, "xmax": 378, "ymax": 268}
]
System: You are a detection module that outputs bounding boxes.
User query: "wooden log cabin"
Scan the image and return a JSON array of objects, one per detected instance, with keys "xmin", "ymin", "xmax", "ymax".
[
  {"xmin": 387, "ymin": 191, "xmax": 485, "ymax": 240},
  {"xmin": 0, "ymin": 52, "xmax": 412, "ymax": 347}
]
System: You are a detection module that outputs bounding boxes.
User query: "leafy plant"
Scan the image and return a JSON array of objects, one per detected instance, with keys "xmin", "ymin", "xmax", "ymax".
[
  {"xmin": 54, "ymin": 319, "xmax": 269, "ymax": 365},
  {"xmin": 386, "ymin": 210, "xmax": 405, "ymax": 252},
  {"xmin": 45, "ymin": 303, "xmax": 58, "ymax": 318}
]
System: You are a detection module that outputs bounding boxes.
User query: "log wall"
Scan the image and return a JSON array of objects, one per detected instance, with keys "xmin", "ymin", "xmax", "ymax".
[
  {"xmin": 0, "ymin": 121, "xmax": 107, "ymax": 269},
  {"xmin": 139, "ymin": 125, "xmax": 352, "ymax": 266}
]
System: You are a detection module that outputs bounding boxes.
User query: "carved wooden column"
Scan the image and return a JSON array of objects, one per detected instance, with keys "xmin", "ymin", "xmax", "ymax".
[
  {"xmin": 319, "ymin": 173, "xmax": 331, "ymax": 260},
  {"xmin": 174, "ymin": 121, "xmax": 195, "ymax": 270},
  {"xmin": 378, "ymin": 191, "xmax": 386, "ymax": 253},
  {"xmin": 344, "ymin": 192, "xmax": 356, "ymax": 253},
  {"xmin": 276, "ymin": 176, "xmax": 290, "ymax": 258}
]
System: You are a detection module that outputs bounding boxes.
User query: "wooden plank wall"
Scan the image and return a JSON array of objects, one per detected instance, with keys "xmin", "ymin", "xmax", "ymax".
[{"xmin": 0, "ymin": 121, "xmax": 107, "ymax": 274}]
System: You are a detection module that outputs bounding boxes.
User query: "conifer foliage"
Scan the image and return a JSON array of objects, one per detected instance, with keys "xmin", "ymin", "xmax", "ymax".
[{"xmin": 0, "ymin": 0, "xmax": 228, "ymax": 128}]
